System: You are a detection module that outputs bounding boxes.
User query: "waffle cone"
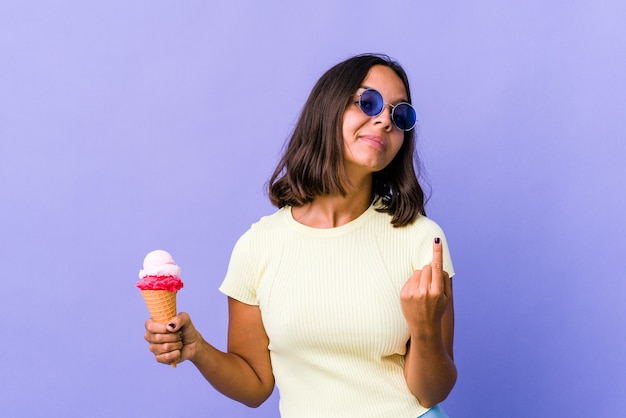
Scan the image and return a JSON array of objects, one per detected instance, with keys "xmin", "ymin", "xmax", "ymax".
[{"xmin": 140, "ymin": 289, "xmax": 177, "ymax": 323}]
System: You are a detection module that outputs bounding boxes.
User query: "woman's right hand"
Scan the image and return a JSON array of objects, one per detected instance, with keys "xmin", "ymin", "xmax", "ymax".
[
  {"xmin": 144, "ymin": 312, "xmax": 202, "ymax": 366},
  {"xmin": 144, "ymin": 301, "xmax": 274, "ymax": 407}
]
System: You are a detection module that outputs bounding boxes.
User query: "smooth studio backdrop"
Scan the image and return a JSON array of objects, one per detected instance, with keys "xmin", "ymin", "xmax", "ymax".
[{"xmin": 1, "ymin": 1, "xmax": 625, "ymax": 417}]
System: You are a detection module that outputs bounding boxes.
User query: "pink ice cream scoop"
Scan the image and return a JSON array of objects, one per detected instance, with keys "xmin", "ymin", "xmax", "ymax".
[{"xmin": 136, "ymin": 249, "xmax": 184, "ymax": 292}]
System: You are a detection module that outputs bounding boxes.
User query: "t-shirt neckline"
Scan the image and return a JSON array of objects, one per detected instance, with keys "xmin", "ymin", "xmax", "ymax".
[{"xmin": 285, "ymin": 201, "xmax": 379, "ymax": 237}]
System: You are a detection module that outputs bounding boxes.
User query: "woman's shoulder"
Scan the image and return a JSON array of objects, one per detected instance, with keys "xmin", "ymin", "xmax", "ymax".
[
  {"xmin": 238, "ymin": 207, "xmax": 290, "ymax": 240},
  {"xmin": 230, "ymin": 208, "xmax": 290, "ymax": 257},
  {"xmin": 253, "ymin": 206, "xmax": 289, "ymax": 227},
  {"xmin": 369, "ymin": 210, "xmax": 448, "ymax": 248},
  {"xmin": 405, "ymin": 214, "xmax": 447, "ymax": 238},
  {"xmin": 411, "ymin": 213, "xmax": 445, "ymax": 229}
]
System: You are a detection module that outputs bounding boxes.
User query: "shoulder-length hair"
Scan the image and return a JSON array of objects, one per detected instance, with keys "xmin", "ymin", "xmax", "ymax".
[{"xmin": 268, "ymin": 53, "xmax": 427, "ymax": 227}]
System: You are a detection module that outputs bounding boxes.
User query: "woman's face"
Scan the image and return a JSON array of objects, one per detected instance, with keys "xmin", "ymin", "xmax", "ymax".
[{"xmin": 342, "ymin": 65, "xmax": 407, "ymax": 178}]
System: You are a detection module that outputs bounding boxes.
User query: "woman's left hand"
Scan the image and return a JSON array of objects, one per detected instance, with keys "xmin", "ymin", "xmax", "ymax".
[{"xmin": 400, "ymin": 238, "xmax": 452, "ymax": 334}]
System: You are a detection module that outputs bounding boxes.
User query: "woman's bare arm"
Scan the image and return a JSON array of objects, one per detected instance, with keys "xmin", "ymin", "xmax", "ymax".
[{"xmin": 145, "ymin": 297, "xmax": 274, "ymax": 407}]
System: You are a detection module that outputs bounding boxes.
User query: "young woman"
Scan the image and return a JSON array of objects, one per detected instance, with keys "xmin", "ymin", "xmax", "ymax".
[{"xmin": 144, "ymin": 54, "xmax": 456, "ymax": 418}]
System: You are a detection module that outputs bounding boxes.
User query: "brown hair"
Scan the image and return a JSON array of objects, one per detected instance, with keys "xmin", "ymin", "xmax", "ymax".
[{"xmin": 268, "ymin": 54, "xmax": 427, "ymax": 227}]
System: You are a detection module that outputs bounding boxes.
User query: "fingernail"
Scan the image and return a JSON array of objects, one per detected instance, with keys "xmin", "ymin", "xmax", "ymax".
[
  {"xmin": 434, "ymin": 237, "xmax": 441, "ymax": 244},
  {"xmin": 168, "ymin": 323, "xmax": 176, "ymax": 329}
]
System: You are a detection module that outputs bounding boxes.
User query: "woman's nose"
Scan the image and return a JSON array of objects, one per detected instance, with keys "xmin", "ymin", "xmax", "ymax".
[{"xmin": 373, "ymin": 104, "xmax": 393, "ymax": 131}]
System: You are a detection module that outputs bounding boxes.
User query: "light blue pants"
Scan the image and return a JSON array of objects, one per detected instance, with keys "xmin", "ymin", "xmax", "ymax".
[{"xmin": 419, "ymin": 404, "xmax": 449, "ymax": 418}]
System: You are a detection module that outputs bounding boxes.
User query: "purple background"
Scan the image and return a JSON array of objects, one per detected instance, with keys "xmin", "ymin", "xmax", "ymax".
[{"xmin": 2, "ymin": 1, "xmax": 625, "ymax": 417}]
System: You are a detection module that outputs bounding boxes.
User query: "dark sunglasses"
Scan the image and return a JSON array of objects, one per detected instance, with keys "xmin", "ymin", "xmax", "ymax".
[{"xmin": 353, "ymin": 88, "xmax": 417, "ymax": 131}]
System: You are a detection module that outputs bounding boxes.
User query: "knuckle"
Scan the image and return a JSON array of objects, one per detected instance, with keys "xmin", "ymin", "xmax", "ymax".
[
  {"xmin": 145, "ymin": 331, "xmax": 159, "ymax": 343},
  {"xmin": 145, "ymin": 318, "xmax": 156, "ymax": 331},
  {"xmin": 148, "ymin": 342, "xmax": 161, "ymax": 355},
  {"xmin": 400, "ymin": 290, "xmax": 412, "ymax": 302},
  {"xmin": 160, "ymin": 351, "xmax": 179, "ymax": 364},
  {"xmin": 164, "ymin": 341, "xmax": 183, "ymax": 352},
  {"xmin": 144, "ymin": 330, "xmax": 165, "ymax": 343}
]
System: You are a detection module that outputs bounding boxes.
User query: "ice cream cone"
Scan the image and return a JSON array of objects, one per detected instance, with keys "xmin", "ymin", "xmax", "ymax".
[
  {"xmin": 140, "ymin": 289, "xmax": 178, "ymax": 368},
  {"xmin": 140, "ymin": 289, "xmax": 177, "ymax": 323},
  {"xmin": 137, "ymin": 250, "xmax": 184, "ymax": 369}
]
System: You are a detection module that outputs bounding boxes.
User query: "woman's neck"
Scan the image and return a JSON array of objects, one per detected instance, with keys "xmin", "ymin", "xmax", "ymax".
[{"xmin": 291, "ymin": 186, "xmax": 374, "ymax": 228}]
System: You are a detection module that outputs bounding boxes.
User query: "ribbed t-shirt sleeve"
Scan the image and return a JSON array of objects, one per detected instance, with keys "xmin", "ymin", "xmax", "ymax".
[
  {"xmin": 218, "ymin": 227, "xmax": 261, "ymax": 306},
  {"xmin": 410, "ymin": 218, "xmax": 456, "ymax": 279}
]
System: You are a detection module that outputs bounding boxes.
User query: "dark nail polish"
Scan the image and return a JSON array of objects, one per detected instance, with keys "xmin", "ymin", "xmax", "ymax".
[
  {"xmin": 168, "ymin": 323, "xmax": 176, "ymax": 329},
  {"xmin": 434, "ymin": 237, "xmax": 441, "ymax": 244}
]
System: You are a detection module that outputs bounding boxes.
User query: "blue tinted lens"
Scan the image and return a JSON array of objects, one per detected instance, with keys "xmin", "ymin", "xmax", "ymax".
[
  {"xmin": 392, "ymin": 103, "xmax": 417, "ymax": 131},
  {"xmin": 359, "ymin": 89, "xmax": 384, "ymax": 117}
]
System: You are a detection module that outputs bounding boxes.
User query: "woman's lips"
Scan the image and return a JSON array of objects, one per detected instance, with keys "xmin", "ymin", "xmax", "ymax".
[{"xmin": 359, "ymin": 134, "xmax": 386, "ymax": 150}]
